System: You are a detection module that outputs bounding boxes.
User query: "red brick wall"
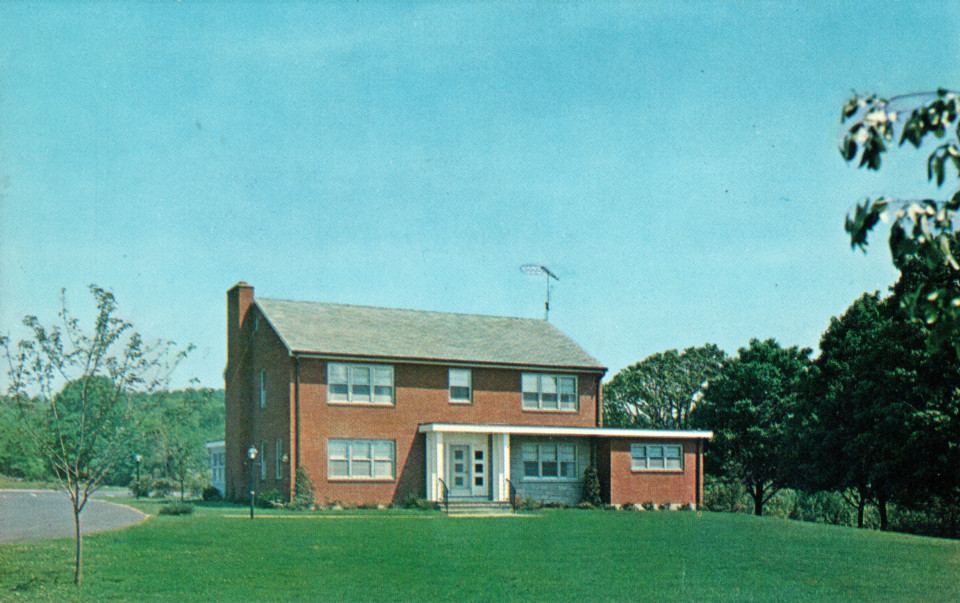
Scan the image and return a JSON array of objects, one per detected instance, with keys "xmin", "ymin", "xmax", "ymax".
[
  {"xmin": 605, "ymin": 439, "xmax": 704, "ymax": 507},
  {"xmin": 294, "ymin": 358, "xmax": 603, "ymax": 505},
  {"xmin": 224, "ymin": 299, "xmax": 293, "ymax": 501}
]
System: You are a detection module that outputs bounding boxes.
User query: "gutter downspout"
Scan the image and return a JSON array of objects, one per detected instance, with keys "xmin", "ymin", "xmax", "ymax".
[
  {"xmin": 696, "ymin": 440, "xmax": 702, "ymax": 508},
  {"xmin": 294, "ymin": 356, "xmax": 301, "ymax": 474}
]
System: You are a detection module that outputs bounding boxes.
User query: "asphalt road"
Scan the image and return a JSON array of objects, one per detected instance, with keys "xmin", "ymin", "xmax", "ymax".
[{"xmin": 0, "ymin": 490, "xmax": 147, "ymax": 544}]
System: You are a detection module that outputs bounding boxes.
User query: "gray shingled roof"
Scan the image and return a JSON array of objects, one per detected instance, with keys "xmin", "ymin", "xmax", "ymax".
[{"xmin": 255, "ymin": 298, "xmax": 605, "ymax": 370}]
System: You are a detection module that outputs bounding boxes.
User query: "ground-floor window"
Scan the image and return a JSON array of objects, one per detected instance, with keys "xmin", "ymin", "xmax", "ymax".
[
  {"xmin": 522, "ymin": 443, "xmax": 577, "ymax": 479},
  {"xmin": 631, "ymin": 444, "xmax": 682, "ymax": 470},
  {"xmin": 328, "ymin": 439, "xmax": 395, "ymax": 479}
]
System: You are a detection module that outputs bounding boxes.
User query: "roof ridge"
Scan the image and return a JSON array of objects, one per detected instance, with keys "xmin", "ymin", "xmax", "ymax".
[{"xmin": 256, "ymin": 297, "xmax": 550, "ymax": 324}]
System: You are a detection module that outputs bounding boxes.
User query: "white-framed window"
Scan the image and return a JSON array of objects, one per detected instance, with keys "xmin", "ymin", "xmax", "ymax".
[
  {"xmin": 259, "ymin": 369, "xmax": 267, "ymax": 408},
  {"xmin": 260, "ymin": 440, "xmax": 267, "ymax": 480},
  {"xmin": 521, "ymin": 374, "xmax": 577, "ymax": 411},
  {"xmin": 631, "ymin": 444, "xmax": 683, "ymax": 471},
  {"xmin": 327, "ymin": 439, "xmax": 395, "ymax": 480},
  {"xmin": 449, "ymin": 368, "xmax": 472, "ymax": 403},
  {"xmin": 328, "ymin": 363, "xmax": 394, "ymax": 405},
  {"xmin": 275, "ymin": 439, "xmax": 283, "ymax": 479},
  {"xmin": 521, "ymin": 443, "xmax": 577, "ymax": 480}
]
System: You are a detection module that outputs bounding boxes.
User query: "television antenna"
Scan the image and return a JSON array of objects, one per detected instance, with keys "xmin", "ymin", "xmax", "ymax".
[{"xmin": 520, "ymin": 264, "xmax": 559, "ymax": 320}]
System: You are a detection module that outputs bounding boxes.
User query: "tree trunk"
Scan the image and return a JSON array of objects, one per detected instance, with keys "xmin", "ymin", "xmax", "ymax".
[
  {"xmin": 752, "ymin": 483, "xmax": 764, "ymax": 516},
  {"xmin": 73, "ymin": 505, "xmax": 83, "ymax": 586},
  {"xmin": 857, "ymin": 497, "xmax": 865, "ymax": 529},
  {"xmin": 878, "ymin": 494, "xmax": 888, "ymax": 531}
]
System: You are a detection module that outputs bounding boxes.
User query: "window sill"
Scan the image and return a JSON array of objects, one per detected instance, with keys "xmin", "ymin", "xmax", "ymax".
[
  {"xmin": 327, "ymin": 478, "xmax": 396, "ymax": 483},
  {"xmin": 449, "ymin": 400, "xmax": 472, "ymax": 405},
  {"xmin": 521, "ymin": 477, "xmax": 581, "ymax": 483},
  {"xmin": 327, "ymin": 401, "xmax": 395, "ymax": 407},
  {"xmin": 520, "ymin": 408, "xmax": 579, "ymax": 413},
  {"xmin": 630, "ymin": 469, "xmax": 684, "ymax": 474}
]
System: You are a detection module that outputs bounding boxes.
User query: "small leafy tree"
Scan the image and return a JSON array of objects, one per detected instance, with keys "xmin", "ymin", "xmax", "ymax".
[
  {"xmin": 604, "ymin": 344, "xmax": 726, "ymax": 429},
  {"xmin": 692, "ymin": 338, "xmax": 811, "ymax": 516},
  {"xmin": 0, "ymin": 285, "xmax": 192, "ymax": 585}
]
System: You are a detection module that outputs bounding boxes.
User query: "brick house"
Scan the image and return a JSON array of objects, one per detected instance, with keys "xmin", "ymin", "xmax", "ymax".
[{"xmin": 224, "ymin": 282, "xmax": 711, "ymax": 508}]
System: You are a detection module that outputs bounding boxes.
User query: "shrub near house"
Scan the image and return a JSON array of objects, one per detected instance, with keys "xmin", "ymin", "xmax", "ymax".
[{"xmin": 224, "ymin": 283, "xmax": 711, "ymax": 507}]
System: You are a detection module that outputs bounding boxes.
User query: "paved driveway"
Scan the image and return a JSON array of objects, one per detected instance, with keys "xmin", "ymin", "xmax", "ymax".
[{"xmin": 0, "ymin": 490, "xmax": 147, "ymax": 544}]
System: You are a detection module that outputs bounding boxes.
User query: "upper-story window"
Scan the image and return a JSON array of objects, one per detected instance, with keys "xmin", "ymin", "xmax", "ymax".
[
  {"xmin": 449, "ymin": 368, "xmax": 472, "ymax": 404},
  {"xmin": 521, "ymin": 373, "xmax": 577, "ymax": 411},
  {"xmin": 328, "ymin": 363, "xmax": 394, "ymax": 405}
]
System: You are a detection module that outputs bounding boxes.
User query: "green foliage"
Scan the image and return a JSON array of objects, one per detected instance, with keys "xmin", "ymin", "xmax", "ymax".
[
  {"xmin": 702, "ymin": 476, "xmax": 747, "ymax": 513},
  {"xmin": 0, "ymin": 285, "xmax": 193, "ymax": 585},
  {"xmin": 157, "ymin": 502, "xmax": 194, "ymax": 516},
  {"xmin": 603, "ymin": 344, "xmax": 726, "ymax": 429},
  {"xmin": 581, "ymin": 466, "xmax": 602, "ymax": 506},
  {"xmin": 692, "ymin": 338, "xmax": 811, "ymax": 516},
  {"xmin": 290, "ymin": 466, "xmax": 315, "ymax": 509},
  {"xmin": 201, "ymin": 486, "xmax": 222, "ymax": 502},
  {"xmin": 129, "ymin": 476, "xmax": 154, "ymax": 498},
  {"xmin": 152, "ymin": 477, "xmax": 176, "ymax": 498},
  {"xmin": 840, "ymin": 90, "xmax": 960, "ymax": 346},
  {"xmin": 256, "ymin": 488, "xmax": 281, "ymax": 508}
]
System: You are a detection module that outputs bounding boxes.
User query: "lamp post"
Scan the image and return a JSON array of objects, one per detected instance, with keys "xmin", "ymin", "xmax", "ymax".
[
  {"xmin": 247, "ymin": 446, "xmax": 258, "ymax": 519},
  {"xmin": 134, "ymin": 454, "xmax": 142, "ymax": 500}
]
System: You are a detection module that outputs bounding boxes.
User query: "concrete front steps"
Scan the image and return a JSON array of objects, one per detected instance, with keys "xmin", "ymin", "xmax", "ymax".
[{"xmin": 443, "ymin": 499, "xmax": 514, "ymax": 516}]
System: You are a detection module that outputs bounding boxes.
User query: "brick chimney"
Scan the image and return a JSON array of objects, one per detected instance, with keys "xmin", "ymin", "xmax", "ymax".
[
  {"xmin": 226, "ymin": 281, "xmax": 254, "ymax": 372},
  {"xmin": 225, "ymin": 281, "xmax": 253, "ymax": 499}
]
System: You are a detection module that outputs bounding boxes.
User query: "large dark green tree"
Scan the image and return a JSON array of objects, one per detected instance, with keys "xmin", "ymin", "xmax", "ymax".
[
  {"xmin": 692, "ymin": 338, "xmax": 811, "ymax": 516},
  {"xmin": 0, "ymin": 286, "xmax": 192, "ymax": 586},
  {"xmin": 604, "ymin": 344, "xmax": 726, "ymax": 429},
  {"xmin": 798, "ymin": 293, "xmax": 928, "ymax": 530}
]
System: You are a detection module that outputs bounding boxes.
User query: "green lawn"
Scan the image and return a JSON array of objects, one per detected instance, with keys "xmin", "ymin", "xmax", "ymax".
[{"xmin": 2, "ymin": 506, "xmax": 958, "ymax": 602}]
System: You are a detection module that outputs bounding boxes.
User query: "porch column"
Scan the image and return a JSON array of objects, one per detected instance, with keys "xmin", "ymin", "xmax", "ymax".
[
  {"xmin": 492, "ymin": 433, "xmax": 511, "ymax": 502},
  {"xmin": 425, "ymin": 431, "xmax": 444, "ymax": 501}
]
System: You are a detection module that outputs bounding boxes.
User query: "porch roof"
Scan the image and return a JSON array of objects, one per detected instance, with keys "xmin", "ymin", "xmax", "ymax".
[{"xmin": 418, "ymin": 423, "xmax": 713, "ymax": 440}]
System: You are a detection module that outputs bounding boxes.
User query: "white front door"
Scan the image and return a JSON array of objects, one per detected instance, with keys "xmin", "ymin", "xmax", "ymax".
[
  {"xmin": 447, "ymin": 441, "xmax": 488, "ymax": 498},
  {"xmin": 449, "ymin": 445, "xmax": 471, "ymax": 496}
]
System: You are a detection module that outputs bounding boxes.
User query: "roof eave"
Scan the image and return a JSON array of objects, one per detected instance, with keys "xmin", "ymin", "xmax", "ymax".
[{"xmin": 289, "ymin": 350, "xmax": 607, "ymax": 374}]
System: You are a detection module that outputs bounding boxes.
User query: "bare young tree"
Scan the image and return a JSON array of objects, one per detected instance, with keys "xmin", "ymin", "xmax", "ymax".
[{"xmin": 0, "ymin": 285, "xmax": 192, "ymax": 586}]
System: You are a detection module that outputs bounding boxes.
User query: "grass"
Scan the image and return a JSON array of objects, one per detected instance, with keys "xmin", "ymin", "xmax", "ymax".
[{"xmin": 2, "ymin": 507, "xmax": 958, "ymax": 602}]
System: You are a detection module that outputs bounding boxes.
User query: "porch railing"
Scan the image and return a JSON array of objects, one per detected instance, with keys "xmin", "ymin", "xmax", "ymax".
[
  {"xmin": 437, "ymin": 477, "xmax": 449, "ymax": 514},
  {"xmin": 504, "ymin": 477, "xmax": 518, "ymax": 512}
]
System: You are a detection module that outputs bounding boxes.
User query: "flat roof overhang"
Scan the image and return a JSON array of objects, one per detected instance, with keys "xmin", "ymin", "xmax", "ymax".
[{"xmin": 418, "ymin": 423, "xmax": 712, "ymax": 440}]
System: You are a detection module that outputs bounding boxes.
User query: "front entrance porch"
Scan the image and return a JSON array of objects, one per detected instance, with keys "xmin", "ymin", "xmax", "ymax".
[{"xmin": 424, "ymin": 431, "xmax": 511, "ymax": 502}]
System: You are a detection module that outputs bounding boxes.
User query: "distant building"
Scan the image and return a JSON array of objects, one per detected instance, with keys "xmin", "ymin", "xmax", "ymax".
[
  {"xmin": 224, "ymin": 282, "xmax": 711, "ymax": 508},
  {"xmin": 206, "ymin": 440, "xmax": 225, "ymax": 495}
]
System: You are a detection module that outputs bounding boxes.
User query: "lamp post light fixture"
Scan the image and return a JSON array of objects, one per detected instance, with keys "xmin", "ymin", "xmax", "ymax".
[
  {"xmin": 247, "ymin": 446, "xmax": 258, "ymax": 519},
  {"xmin": 134, "ymin": 454, "xmax": 143, "ymax": 500}
]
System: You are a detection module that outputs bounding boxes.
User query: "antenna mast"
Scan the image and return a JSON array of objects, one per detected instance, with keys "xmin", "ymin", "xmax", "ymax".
[{"xmin": 520, "ymin": 264, "xmax": 559, "ymax": 320}]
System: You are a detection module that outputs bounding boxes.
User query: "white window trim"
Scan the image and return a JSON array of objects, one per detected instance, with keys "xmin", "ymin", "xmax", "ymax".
[
  {"xmin": 630, "ymin": 443, "xmax": 684, "ymax": 472},
  {"xmin": 327, "ymin": 439, "xmax": 396, "ymax": 480},
  {"xmin": 521, "ymin": 373, "xmax": 578, "ymax": 412},
  {"xmin": 327, "ymin": 363, "xmax": 395, "ymax": 405},
  {"xmin": 275, "ymin": 439, "xmax": 283, "ymax": 479},
  {"xmin": 521, "ymin": 443, "xmax": 579, "ymax": 481},
  {"xmin": 260, "ymin": 440, "xmax": 267, "ymax": 480},
  {"xmin": 259, "ymin": 369, "xmax": 266, "ymax": 408},
  {"xmin": 448, "ymin": 368, "xmax": 472, "ymax": 404}
]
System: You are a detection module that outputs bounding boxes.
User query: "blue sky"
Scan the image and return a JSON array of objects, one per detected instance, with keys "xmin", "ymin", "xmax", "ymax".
[{"xmin": 2, "ymin": 2, "xmax": 959, "ymax": 389}]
